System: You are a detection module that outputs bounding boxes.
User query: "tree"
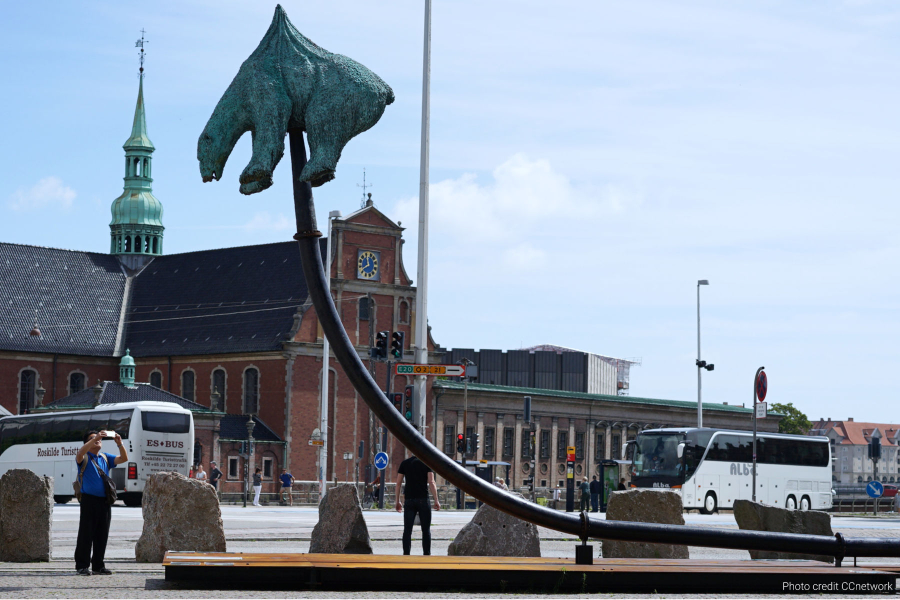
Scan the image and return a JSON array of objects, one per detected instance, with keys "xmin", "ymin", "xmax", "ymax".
[{"xmin": 770, "ymin": 402, "xmax": 811, "ymax": 435}]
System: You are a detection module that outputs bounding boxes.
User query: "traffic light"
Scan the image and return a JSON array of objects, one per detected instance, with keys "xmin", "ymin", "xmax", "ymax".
[
  {"xmin": 392, "ymin": 392, "xmax": 403, "ymax": 413},
  {"xmin": 526, "ymin": 477, "xmax": 534, "ymax": 492},
  {"xmin": 373, "ymin": 331, "xmax": 389, "ymax": 360},
  {"xmin": 457, "ymin": 433, "xmax": 465, "ymax": 455},
  {"xmin": 472, "ymin": 433, "xmax": 480, "ymax": 454},
  {"xmin": 869, "ymin": 437, "xmax": 882, "ymax": 460},
  {"xmin": 391, "ymin": 331, "xmax": 405, "ymax": 359},
  {"xmin": 403, "ymin": 385, "xmax": 414, "ymax": 422}
]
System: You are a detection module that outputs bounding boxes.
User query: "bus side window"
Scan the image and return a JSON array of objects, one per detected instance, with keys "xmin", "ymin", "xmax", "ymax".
[
  {"xmin": 32, "ymin": 418, "xmax": 53, "ymax": 444},
  {"xmin": 69, "ymin": 414, "xmax": 93, "ymax": 444},
  {"xmin": 107, "ymin": 411, "xmax": 132, "ymax": 440},
  {"xmin": 48, "ymin": 416, "xmax": 73, "ymax": 444}
]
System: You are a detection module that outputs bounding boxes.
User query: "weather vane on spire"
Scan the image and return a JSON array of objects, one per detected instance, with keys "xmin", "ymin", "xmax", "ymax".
[
  {"xmin": 357, "ymin": 168, "xmax": 373, "ymax": 208},
  {"xmin": 135, "ymin": 29, "xmax": 148, "ymax": 75}
]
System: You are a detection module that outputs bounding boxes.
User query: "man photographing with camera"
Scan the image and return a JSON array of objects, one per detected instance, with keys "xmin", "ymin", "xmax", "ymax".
[{"xmin": 74, "ymin": 430, "xmax": 128, "ymax": 576}]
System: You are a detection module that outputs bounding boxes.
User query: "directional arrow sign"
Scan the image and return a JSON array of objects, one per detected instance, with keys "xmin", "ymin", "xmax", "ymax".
[
  {"xmin": 395, "ymin": 364, "xmax": 466, "ymax": 377},
  {"xmin": 374, "ymin": 452, "xmax": 389, "ymax": 471},
  {"xmin": 867, "ymin": 481, "xmax": 884, "ymax": 499}
]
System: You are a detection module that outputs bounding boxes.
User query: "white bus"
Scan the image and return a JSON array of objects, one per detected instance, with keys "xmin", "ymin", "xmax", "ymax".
[
  {"xmin": 629, "ymin": 428, "xmax": 832, "ymax": 513},
  {"xmin": 0, "ymin": 401, "xmax": 194, "ymax": 506}
]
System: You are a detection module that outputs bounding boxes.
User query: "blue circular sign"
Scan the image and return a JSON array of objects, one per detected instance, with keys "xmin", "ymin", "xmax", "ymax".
[
  {"xmin": 374, "ymin": 451, "xmax": 389, "ymax": 471},
  {"xmin": 866, "ymin": 481, "xmax": 884, "ymax": 498}
]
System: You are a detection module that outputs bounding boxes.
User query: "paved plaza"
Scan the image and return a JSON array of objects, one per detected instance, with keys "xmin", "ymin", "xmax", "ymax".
[{"xmin": 0, "ymin": 505, "xmax": 897, "ymax": 598}]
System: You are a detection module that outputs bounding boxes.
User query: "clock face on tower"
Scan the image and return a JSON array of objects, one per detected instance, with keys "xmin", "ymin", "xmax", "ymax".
[{"xmin": 357, "ymin": 249, "xmax": 380, "ymax": 281}]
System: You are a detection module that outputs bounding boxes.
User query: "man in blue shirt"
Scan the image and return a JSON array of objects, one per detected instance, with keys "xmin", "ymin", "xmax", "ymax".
[
  {"xmin": 280, "ymin": 469, "xmax": 294, "ymax": 506},
  {"xmin": 74, "ymin": 430, "xmax": 128, "ymax": 576}
]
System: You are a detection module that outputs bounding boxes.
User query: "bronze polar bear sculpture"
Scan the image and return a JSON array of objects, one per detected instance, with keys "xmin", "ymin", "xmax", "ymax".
[{"xmin": 198, "ymin": 5, "xmax": 395, "ymax": 194}]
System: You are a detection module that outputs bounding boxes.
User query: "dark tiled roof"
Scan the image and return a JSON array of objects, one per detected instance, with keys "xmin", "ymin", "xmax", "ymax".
[
  {"xmin": 219, "ymin": 414, "xmax": 281, "ymax": 442},
  {"xmin": 126, "ymin": 240, "xmax": 323, "ymax": 357},
  {"xmin": 42, "ymin": 381, "xmax": 209, "ymax": 411},
  {"xmin": 0, "ymin": 243, "xmax": 126, "ymax": 356}
]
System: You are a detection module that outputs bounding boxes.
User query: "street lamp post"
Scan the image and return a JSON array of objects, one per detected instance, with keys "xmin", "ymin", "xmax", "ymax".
[
  {"xmin": 696, "ymin": 279, "xmax": 712, "ymax": 427},
  {"xmin": 320, "ymin": 209, "xmax": 342, "ymax": 502},
  {"xmin": 244, "ymin": 417, "xmax": 255, "ymax": 508}
]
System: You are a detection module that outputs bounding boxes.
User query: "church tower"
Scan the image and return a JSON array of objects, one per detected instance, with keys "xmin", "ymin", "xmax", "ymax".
[{"xmin": 110, "ymin": 45, "xmax": 164, "ymax": 271}]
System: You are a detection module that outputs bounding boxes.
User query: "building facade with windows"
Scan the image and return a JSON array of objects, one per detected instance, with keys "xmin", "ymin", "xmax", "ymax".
[
  {"xmin": 810, "ymin": 419, "xmax": 900, "ymax": 484},
  {"xmin": 433, "ymin": 379, "xmax": 780, "ymax": 490}
]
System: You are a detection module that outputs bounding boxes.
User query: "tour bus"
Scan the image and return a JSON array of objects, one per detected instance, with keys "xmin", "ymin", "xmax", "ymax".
[
  {"xmin": 629, "ymin": 427, "xmax": 832, "ymax": 513},
  {"xmin": 0, "ymin": 401, "xmax": 194, "ymax": 506}
]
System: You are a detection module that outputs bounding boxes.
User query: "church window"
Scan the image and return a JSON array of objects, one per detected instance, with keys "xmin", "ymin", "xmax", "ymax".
[
  {"xmin": 228, "ymin": 456, "xmax": 239, "ymax": 480},
  {"xmin": 540, "ymin": 430, "xmax": 550, "ymax": 458},
  {"xmin": 124, "ymin": 236, "xmax": 132, "ymax": 253},
  {"xmin": 134, "ymin": 158, "xmax": 141, "ymax": 177},
  {"xmin": 151, "ymin": 237, "xmax": 158, "ymax": 254},
  {"xmin": 149, "ymin": 371, "xmax": 162, "ymax": 388},
  {"xmin": 135, "ymin": 236, "xmax": 142, "ymax": 253},
  {"xmin": 612, "ymin": 435, "xmax": 621, "ymax": 460},
  {"xmin": 575, "ymin": 432, "xmax": 585, "ymax": 460},
  {"xmin": 399, "ymin": 300, "xmax": 409, "ymax": 324},
  {"xmin": 212, "ymin": 369, "xmax": 226, "ymax": 409},
  {"xmin": 18, "ymin": 369, "xmax": 37, "ymax": 414},
  {"xmin": 181, "ymin": 370, "xmax": 195, "ymax": 402},
  {"xmin": 359, "ymin": 297, "xmax": 370, "ymax": 321},
  {"xmin": 263, "ymin": 457, "xmax": 274, "ymax": 479},
  {"xmin": 243, "ymin": 368, "xmax": 259, "ymax": 415},
  {"xmin": 69, "ymin": 372, "xmax": 86, "ymax": 395},
  {"xmin": 595, "ymin": 434, "xmax": 605, "ymax": 460}
]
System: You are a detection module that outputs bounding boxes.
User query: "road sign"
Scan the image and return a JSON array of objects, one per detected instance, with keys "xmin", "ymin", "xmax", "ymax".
[
  {"xmin": 866, "ymin": 481, "xmax": 884, "ymax": 498},
  {"xmin": 374, "ymin": 451, "xmax": 389, "ymax": 471},
  {"xmin": 755, "ymin": 402, "xmax": 767, "ymax": 419},
  {"xmin": 308, "ymin": 439, "xmax": 324, "ymax": 446},
  {"xmin": 395, "ymin": 364, "xmax": 466, "ymax": 377},
  {"xmin": 756, "ymin": 371, "xmax": 768, "ymax": 402}
]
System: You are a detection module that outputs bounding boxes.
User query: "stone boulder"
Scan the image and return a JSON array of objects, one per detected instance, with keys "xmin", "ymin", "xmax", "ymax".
[
  {"xmin": 602, "ymin": 489, "xmax": 689, "ymax": 559},
  {"xmin": 309, "ymin": 484, "xmax": 372, "ymax": 554},
  {"xmin": 135, "ymin": 472, "xmax": 225, "ymax": 562},
  {"xmin": 733, "ymin": 499, "xmax": 833, "ymax": 563},
  {"xmin": 448, "ymin": 495, "xmax": 541, "ymax": 557},
  {"xmin": 0, "ymin": 469, "xmax": 53, "ymax": 561}
]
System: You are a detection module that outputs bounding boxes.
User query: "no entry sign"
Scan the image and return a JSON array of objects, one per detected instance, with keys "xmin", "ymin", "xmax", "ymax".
[{"xmin": 756, "ymin": 371, "xmax": 768, "ymax": 402}]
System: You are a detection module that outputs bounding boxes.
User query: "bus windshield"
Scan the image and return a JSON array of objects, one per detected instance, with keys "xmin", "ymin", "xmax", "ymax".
[{"xmin": 633, "ymin": 433, "xmax": 683, "ymax": 480}]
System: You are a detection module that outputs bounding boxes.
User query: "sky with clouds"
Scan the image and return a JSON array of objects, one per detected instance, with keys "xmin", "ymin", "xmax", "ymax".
[{"xmin": 1, "ymin": 1, "xmax": 899, "ymax": 424}]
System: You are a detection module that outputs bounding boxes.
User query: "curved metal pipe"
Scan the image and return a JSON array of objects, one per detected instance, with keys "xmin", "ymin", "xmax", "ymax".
[{"xmin": 288, "ymin": 130, "xmax": 899, "ymax": 560}]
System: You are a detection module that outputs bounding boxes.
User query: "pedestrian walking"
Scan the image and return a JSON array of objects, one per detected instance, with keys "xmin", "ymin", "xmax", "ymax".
[
  {"xmin": 280, "ymin": 469, "xmax": 294, "ymax": 506},
  {"xmin": 579, "ymin": 477, "xmax": 590, "ymax": 512},
  {"xmin": 74, "ymin": 430, "xmax": 128, "ymax": 576},
  {"xmin": 551, "ymin": 485, "xmax": 561, "ymax": 510},
  {"xmin": 252, "ymin": 467, "xmax": 262, "ymax": 506},
  {"xmin": 209, "ymin": 461, "xmax": 222, "ymax": 492},
  {"xmin": 395, "ymin": 455, "xmax": 440, "ymax": 555},
  {"xmin": 589, "ymin": 475, "xmax": 601, "ymax": 512},
  {"xmin": 195, "ymin": 464, "xmax": 207, "ymax": 481}
]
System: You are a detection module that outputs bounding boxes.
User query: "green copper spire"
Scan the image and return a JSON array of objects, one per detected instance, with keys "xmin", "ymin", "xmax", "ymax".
[
  {"xmin": 119, "ymin": 349, "xmax": 136, "ymax": 387},
  {"xmin": 124, "ymin": 76, "xmax": 154, "ymax": 150},
  {"xmin": 110, "ymin": 71, "xmax": 164, "ymax": 270}
]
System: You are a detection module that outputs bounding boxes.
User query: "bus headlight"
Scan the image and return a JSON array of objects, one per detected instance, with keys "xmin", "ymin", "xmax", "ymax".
[{"xmin": 128, "ymin": 462, "xmax": 138, "ymax": 480}]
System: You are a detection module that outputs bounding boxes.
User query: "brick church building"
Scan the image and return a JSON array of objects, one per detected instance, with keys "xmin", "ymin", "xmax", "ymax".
[{"xmin": 0, "ymin": 74, "xmax": 436, "ymax": 495}]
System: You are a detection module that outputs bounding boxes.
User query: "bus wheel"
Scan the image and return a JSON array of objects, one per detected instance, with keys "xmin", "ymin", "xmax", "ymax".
[
  {"xmin": 700, "ymin": 492, "xmax": 717, "ymax": 515},
  {"xmin": 53, "ymin": 495, "xmax": 73, "ymax": 504},
  {"xmin": 122, "ymin": 493, "xmax": 143, "ymax": 507},
  {"xmin": 786, "ymin": 495, "xmax": 797, "ymax": 510},
  {"xmin": 800, "ymin": 496, "xmax": 811, "ymax": 511}
]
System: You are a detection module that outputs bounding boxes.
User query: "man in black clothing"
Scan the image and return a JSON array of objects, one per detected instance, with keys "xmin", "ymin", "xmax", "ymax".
[
  {"xmin": 395, "ymin": 455, "xmax": 440, "ymax": 555},
  {"xmin": 209, "ymin": 461, "xmax": 222, "ymax": 497},
  {"xmin": 589, "ymin": 475, "xmax": 602, "ymax": 512}
]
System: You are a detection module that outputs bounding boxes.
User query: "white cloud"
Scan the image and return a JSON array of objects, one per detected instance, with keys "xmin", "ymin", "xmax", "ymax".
[
  {"xmin": 8, "ymin": 177, "xmax": 75, "ymax": 212},
  {"xmin": 244, "ymin": 212, "xmax": 292, "ymax": 232}
]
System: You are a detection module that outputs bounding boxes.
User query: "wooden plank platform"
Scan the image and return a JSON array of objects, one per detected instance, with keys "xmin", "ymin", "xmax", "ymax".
[{"xmin": 163, "ymin": 552, "xmax": 898, "ymax": 594}]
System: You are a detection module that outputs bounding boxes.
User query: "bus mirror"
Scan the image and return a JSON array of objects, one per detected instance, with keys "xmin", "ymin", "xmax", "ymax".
[{"xmin": 677, "ymin": 443, "xmax": 685, "ymax": 459}]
